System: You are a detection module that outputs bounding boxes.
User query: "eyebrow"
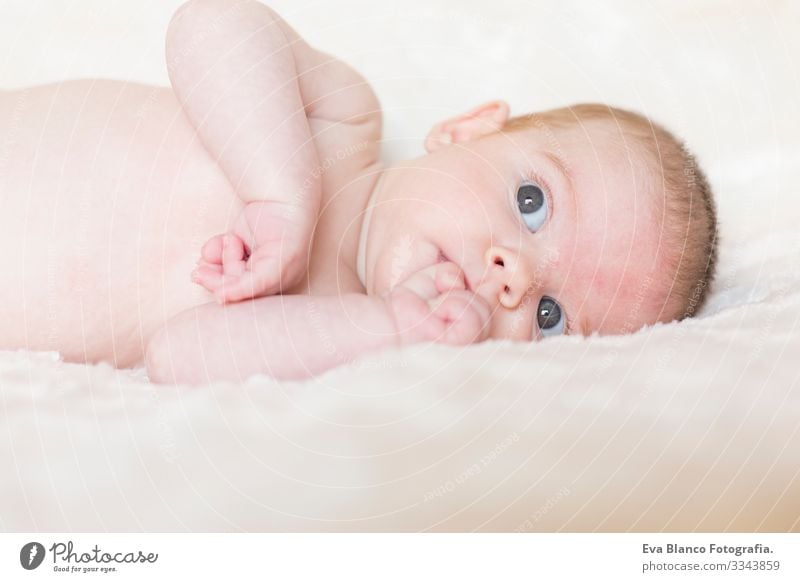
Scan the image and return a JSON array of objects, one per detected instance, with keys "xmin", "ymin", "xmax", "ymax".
[{"xmin": 542, "ymin": 150, "xmax": 574, "ymax": 187}]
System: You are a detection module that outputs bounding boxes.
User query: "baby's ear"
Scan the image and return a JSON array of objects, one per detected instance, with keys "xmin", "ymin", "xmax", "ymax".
[{"xmin": 424, "ymin": 100, "xmax": 510, "ymax": 153}]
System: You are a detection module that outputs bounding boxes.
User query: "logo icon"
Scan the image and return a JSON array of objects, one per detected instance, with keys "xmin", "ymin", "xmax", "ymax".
[{"xmin": 20, "ymin": 542, "xmax": 46, "ymax": 570}]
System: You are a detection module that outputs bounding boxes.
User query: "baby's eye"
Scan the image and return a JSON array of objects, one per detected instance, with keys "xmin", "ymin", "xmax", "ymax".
[
  {"xmin": 537, "ymin": 296, "xmax": 566, "ymax": 337},
  {"xmin": 516, "ymin": 182, "xmax": 548, "ymax": 232}
]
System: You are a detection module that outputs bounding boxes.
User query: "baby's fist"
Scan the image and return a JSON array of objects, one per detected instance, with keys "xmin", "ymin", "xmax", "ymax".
[
  {"xmin": 191, "ymin": 200, "xmax": 311, "ymax": 304},
  {"xmin": 384, "ymin": 262, "xmax": 491, "ymax": 347}
]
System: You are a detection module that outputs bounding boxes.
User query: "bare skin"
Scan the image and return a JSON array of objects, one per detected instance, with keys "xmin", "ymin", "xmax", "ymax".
[
  {"xmin": 0, "ymin": 0, "xmax": 381, "ymax": 367},
  {"xmin": 0, "ymin": 76, "xmax": 373, "ymax": 368},
  {"xmin": 0, "ymin": 1, "xmax": 671, "ymax": 383},
  {"xmin": 0, "ymin": 1, "xmax": 475, "ymax": 373},
  {"xmin": 0, "ymin": 81, "xmax": 238, "ymax": 367}
]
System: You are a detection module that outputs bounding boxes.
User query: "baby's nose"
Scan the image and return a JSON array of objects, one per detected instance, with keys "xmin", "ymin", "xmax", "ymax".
[{"xmin": 480, "ymin": 246, "xmax": 534, "ymax": 309}]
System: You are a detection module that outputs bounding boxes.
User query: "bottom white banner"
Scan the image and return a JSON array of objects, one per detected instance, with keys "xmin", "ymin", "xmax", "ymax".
[{"xmin": 1, "ymin": 533, "xmax": 797, "ymax": 581}]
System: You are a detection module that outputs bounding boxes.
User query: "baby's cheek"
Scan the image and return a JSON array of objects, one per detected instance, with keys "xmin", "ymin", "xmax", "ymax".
[
  {"xmin": 378, "ymin": 240, "xmax": 437, "ymax": 292},
  {"xmin": 487, "ymin": 300, "xmax": 534, "ymax": 341}
]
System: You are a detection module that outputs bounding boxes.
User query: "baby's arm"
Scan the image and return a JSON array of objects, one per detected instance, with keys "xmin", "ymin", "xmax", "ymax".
[
  {"xmin": 146, "ymin": 263, "xmax": 489, "ymax": 385},
  {"xmin": 167, "ymin": 0, "xmax": 378, "ymax": 303},
  {"xmin": 146, "ymin": 293, "xmax": 397, "ymax": 385}
]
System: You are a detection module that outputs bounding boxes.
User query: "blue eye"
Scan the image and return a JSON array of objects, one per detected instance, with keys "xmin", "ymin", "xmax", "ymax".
[
  {"xmin": 516, "ymin": 182, "xmax": 548, "ymax": 232},
  {"xmin": 537, "ymin": 296, "xmax": 565, "ymax": 337}
]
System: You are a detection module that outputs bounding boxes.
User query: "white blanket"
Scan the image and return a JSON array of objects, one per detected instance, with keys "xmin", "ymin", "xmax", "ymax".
[{"xmin": 1, "ymin": 0, "xmax": 798, "ymax": 531}]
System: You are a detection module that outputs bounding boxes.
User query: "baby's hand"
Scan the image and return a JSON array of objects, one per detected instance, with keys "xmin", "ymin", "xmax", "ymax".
[
  {"xmin": 383, "ymin": 261, "xmax": 491, "ymax": 347},
  {"xmin": 191, "ymin": 200, "xmax": 311, "ymax": 304}
]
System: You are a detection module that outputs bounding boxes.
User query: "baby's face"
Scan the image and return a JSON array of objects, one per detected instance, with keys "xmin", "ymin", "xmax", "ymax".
[{"xmin": 363, "ymin": 120, "xmax": 671, "ymax": 340}]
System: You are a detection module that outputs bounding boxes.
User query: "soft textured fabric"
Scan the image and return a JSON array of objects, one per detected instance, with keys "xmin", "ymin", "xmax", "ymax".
[{"xmin": 0, "ymin": 0, "xmax": 798, "ymax": 531}]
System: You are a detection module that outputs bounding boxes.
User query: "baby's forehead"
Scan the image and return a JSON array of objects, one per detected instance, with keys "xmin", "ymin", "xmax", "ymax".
[
  {"xmin": 520, "ymin": 118, "xmax": 648, "ymax": 163},
  {"xmin": 542, "ymin": 126, "xmax": 666, "ymax": 331},
  {"xmin": 502, "ymin": 122, "xmax": 654, "ymax": 207}
]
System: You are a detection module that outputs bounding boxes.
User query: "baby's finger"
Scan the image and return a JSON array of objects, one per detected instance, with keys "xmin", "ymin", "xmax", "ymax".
[
  {"xmin": 191, "ymin": 263, "xmax": 224, "ymax": 292},
  {"xmin": 393, "ymin": 260, "xmax": 465, "ymax": 300},
  {"xmin": 430, "ymin": 292, "xmax": 491, "ymax": 345},
  {"xmin": 434, "ymin": 262, "xmax": 467, "ymax": 294},
  {"xmin": 221, "ymin": 234, "xmax": 247, "ymax": 277},
  {"xmin": 212, "ymin": 273, "xmax": 249, "ymax": 304},
  {"xmin": 393, "ymin": 263, "xmax": 441, "ymax": 299},
  {"xmin": 194, "ymin": 258, "xmax": 222, "ymax": 273},
  {"xmin": 395, "ymin": 271, "xmax": 437, "ymax": 300},
  {"xmin": 200, "ymin": 235, "xmax": 225, "ymax": 265},
  {"xmin": 214, "ymin": 261, "xmax": 280, "ymax": 304}
]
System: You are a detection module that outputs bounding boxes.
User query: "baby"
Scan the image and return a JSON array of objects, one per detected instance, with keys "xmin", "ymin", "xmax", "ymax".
[{"xmin": 0, "ymin": 0, "xmax": 717, "ymax": 384}]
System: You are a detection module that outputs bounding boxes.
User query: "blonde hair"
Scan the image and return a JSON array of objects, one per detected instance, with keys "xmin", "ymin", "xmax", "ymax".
[{"xmin": 503, "ymin": 104, "xmax": 718, "ymax": 321}]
